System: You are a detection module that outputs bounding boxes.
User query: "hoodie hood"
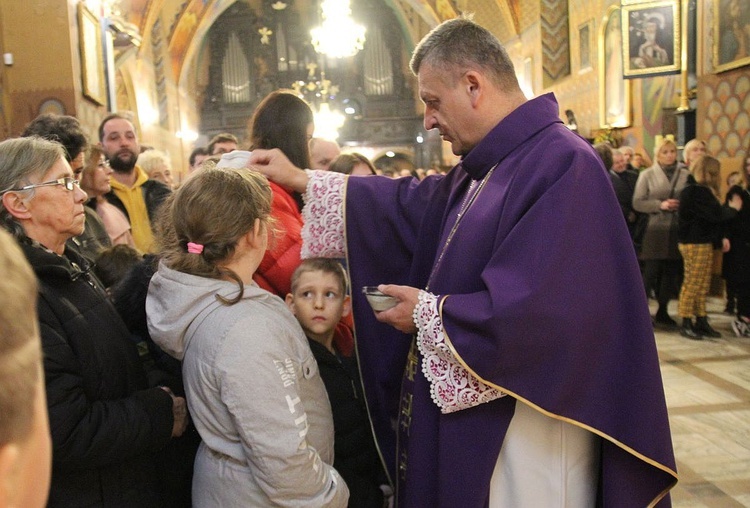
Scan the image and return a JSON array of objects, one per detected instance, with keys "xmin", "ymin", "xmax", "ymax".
[{"xmin": 146, "ymin": 261, "xmax": 271, "ymax": 360}]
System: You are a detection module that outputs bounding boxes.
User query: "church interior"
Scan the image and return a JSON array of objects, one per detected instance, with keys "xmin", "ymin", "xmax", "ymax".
[
  {"xmin": 0, "ymin": 0, "xmax": 747, "ymax": 182},
  {"xmin": 1, "ymin": 0, "xmax": 749, "ymax": 505}
]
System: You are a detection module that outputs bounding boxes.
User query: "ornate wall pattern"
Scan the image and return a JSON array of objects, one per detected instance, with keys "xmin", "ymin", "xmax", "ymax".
[
  {"xmin": 699, "ymin": 73, "xmax": 750, "ymax": 159},
  {"xmin": 151, "ymin": 18, "xmax": 169, "ymax": 128},
  {"xmin": 540, "ymin": 0, "xmax": 570, "ymax": 88}
]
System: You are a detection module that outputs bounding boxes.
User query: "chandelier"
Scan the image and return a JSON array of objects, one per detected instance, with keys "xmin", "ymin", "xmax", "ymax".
[
  {"xmin": 292, "ymin": 63, "xmax": 345, "ymax": 140},
  {"xmin": 310, "ymin": 0, "xmax": 366, "ymax": 58}
]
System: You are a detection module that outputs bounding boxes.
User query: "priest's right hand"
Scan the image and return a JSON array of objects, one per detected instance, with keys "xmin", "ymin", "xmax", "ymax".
[{"xmin": 248, "ymin": 148, "xmax": 310, "ymax": 194}]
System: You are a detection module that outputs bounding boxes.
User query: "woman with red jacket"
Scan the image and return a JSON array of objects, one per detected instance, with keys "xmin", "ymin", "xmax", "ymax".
[
  {"xmin": 248, "ymin": 90, "xmax": 312, "ymax": 297},
  {"xmin": 248, "ymin": 90, "xmax": 355, "ymax": 355}
]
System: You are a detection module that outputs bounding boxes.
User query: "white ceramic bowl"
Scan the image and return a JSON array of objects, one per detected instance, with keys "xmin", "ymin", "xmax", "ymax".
[{"xmin": 362, "ymin": 286, "xmax": 398, "ymax": 312}]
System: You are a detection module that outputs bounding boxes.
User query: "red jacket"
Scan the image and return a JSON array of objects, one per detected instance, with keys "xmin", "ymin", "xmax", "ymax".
[
  {"xmin": 253, "ymin": 181, "xmax": 354, "ymax": 355},
  {"xmin": 253, "ymin": 181, "xmax": 303, "ymax": 297}
]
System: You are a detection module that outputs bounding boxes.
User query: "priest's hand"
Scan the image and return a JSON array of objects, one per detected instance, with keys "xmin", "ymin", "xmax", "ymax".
[
  {"xmin": 248, "ymin": 148, "xmax": 310, "ymax": 193},
  {"xmin": 373, "ymin": 284, "xmax": 419, "ymax": 334}
]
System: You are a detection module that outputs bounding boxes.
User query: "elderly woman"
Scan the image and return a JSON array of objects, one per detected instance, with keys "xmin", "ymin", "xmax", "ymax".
[
  {"xmin": 21, "ymin": 113, "xmax": 111, "ymax": 259},
  {"xmin": 137, "ymin": 149, "xmax": 174, "ymax": 189},
  {"xmin": 633, "ymin": 137, "xmax": 691, "ymax": 326},
  {"xmin": 0, "ymin": 136, "xmax": 186, "ymax": 506}
]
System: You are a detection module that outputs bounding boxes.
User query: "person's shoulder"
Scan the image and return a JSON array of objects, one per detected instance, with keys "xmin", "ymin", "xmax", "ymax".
[
  {"xmin": 142, "ymin": 178, "xmax": 171, "ymax": 193},
  {"xmin": 268, "ymin": 181, "xmax": 302, "ymax": 215},
  {"xmin": 726, "ymin": 184, "xmax": 745, "ymax": 200},
  {"xmin": 679, "ymin": 182, "xmax": 702, "ymax": 200},
  {"xmin": 639, "ymin": 164, "xmax": 659, "ymax": 176},
  {"xmin": 306, "ymin": 337, "xmax": 335, "ymax": 364},
  {"xmin": 103, "ymin": 189, "xmax": 121, "ymax": 203},
  {"xmin": 225, "ymin": 297, "xmax": 297, "ymax": 335}
]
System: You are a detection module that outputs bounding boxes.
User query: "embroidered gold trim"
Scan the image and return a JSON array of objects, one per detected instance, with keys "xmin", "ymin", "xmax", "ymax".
[{"xmin": 437, "ymin": 296, "xmax": 679, "ymax": 497}]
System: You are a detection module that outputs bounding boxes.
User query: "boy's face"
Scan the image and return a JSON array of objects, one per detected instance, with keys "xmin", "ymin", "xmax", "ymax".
[{"xmin": 286, "ymin": 270, "xmax": 350, "ymax": 344}]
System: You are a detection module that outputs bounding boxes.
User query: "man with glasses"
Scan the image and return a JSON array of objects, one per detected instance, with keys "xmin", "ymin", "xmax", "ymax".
[
  {"xmin": 98, "ymin": 114, "xmax": 171, "ymax": 252},
  {"xmin": 22, "ymin": 113, "xmax": 111, "ymax": 260}
]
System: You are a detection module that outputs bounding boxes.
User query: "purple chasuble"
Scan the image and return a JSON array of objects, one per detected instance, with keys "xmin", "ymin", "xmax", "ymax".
[{"xmin": 344, "ymin": 93, "xmax": 677, "ymax": 507}]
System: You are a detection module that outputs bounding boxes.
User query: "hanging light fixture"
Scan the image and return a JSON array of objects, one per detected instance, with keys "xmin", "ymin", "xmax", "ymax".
[
  {"xmin": 313, "ymin": 102, "xmax": 345, "ymax": 140},
  {"xmin": 310, "ymin": 0, "xmax": 366, "ymax": 58},
  {"xmin": 292, "ymin": 63, "xmax": 346, "ymax": 140}
]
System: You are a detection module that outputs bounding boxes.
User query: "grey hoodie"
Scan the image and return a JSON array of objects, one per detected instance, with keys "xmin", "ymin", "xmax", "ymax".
[{"xmin": 147, "ymin": 262, "xmax": 349, "ymax": 507}]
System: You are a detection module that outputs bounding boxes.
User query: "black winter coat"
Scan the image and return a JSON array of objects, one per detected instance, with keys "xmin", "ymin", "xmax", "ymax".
[
  {"xmin": 677, "ymin": 183, "xmax": 736, "ymax": 246},
  {"xmin": 723, "ymin": 186, "xmax": 750, "ymax": 285},
  {"xmin": 609, "ymin": 168, "xmax": 639, "ymax": 231},
  {"xmin": 307, "ymin": 339, "xmax": 388, "ymax": 508},
  {"xmin": 22, "ymin": 242, "xmax": 174, "ymax": 507},
  {"xmin": 111, "ymin": 255, "xmax": 200, "ymax": 508}
]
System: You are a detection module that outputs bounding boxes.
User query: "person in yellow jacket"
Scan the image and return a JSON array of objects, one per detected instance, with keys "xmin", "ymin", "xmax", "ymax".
[{"xmin": 98, "ymin": 114, "xmax": 171, "ymax": 253}]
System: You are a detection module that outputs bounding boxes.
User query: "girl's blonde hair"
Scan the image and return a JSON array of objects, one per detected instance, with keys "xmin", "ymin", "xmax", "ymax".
[
  {"xmin": 690, "ymin": 155, "xmax": 722, "ymax": 198},
  {"xmin": 157, "ymin": 167, "xmax": 272, "ymax": 304}
]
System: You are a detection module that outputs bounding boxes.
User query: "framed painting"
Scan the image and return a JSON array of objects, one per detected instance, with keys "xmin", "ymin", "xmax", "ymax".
[
  {"xmin": 78, "ymin": 3, "xmax": 106, "ymax": 105},
  {"xmin": 599, "ymin": 6, "xmax": 631, "ymax": 128},
  {"xmin": 622, "ymin": 1, "xmax": 681, "ymax": 78},
  {"xmin": 713, "ymin": 0, "xmax": 750, "ymax": 73},
  {"xmin": 578, "ymin": 20, "xmax": 593, "ymax": 72}
]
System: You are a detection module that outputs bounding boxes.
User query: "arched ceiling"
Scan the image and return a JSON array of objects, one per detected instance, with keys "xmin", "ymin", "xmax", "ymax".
[{"xmin": 113, "ymin": 0, "xmax": 527, "ymax": 86}]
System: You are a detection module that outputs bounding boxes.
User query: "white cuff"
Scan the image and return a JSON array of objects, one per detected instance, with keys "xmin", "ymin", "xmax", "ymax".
[
  {"xmin": 301, "ymin": 170, "xmax": 347, "ymax": 259},
  {"xmin": 413, "ymin": 290, "xmax": 506, "ymax": 414}
]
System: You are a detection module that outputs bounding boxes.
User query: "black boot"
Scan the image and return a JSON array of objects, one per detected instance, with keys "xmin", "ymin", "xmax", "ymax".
[
  {"xmin": 680, "ymin": 318, "xmax": 703, "ymax": 340},
  {"xmin": 655, "ymin": 306, "xmax": 677, "ymax": 327},
  {"xmin": 694, "ymin": 316, "xmax": 721, "ymax": 338}
]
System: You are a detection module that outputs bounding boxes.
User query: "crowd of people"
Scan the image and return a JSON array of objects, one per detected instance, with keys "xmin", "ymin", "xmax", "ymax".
[
  {"xmin": 19, "ymin": 13, "xmax": 750, "ymax": 508},
  {"xmin": 594, "ymin": 135, "xmax": 750, "ymax": 342}
]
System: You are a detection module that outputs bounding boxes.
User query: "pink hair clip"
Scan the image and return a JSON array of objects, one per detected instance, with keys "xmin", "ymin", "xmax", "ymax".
[{"xmin": 187, "ymin": 242, "xmax": 204, "ymax": 254}]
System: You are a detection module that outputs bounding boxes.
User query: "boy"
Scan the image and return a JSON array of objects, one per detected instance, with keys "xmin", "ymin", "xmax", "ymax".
[
  {"xmin": 0, "ymin": 229, "xmax": 52, "ymax": 508},
  {"xmin": 286, "ymin": 259, "xmax": 390, "ymax": 508}
]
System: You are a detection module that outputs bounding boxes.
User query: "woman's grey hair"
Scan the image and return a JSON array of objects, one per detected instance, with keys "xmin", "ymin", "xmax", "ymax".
[
  {"xmin": 409, "ymin": 16, "xmax": 520, "ymax": 91},
  {"xmin": 0, "ymin": 137, "xmax": 66, "ymax": 239},
  {"xmin": 137, "ymin": 149, "xmax": 171, "ymax": 174}
]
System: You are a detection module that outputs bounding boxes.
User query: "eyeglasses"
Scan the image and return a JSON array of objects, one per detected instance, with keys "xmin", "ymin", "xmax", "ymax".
[{"xmin": 5, "ymin": 177, "xmax": 80, "ymax": 193}]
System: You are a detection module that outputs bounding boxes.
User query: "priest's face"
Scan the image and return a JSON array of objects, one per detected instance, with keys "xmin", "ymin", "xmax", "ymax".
[{"xmin": 419, "ymin": 64, "xmax": 477, "ymax": 156}]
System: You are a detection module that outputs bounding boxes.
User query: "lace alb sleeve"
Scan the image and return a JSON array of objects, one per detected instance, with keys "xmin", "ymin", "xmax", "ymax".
[
  {"xmin": 413, "ymin": 290, "xmax": 506, "ymax": 414},
  {"xmin": 301, "ymin": 170, "xmax": 347, "ymax": 259}
]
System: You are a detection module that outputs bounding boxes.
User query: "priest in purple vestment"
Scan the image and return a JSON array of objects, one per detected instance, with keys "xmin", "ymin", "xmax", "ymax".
[{"xmin": 249, "ymin": 16, "xmax": 677, "ymax": 508}]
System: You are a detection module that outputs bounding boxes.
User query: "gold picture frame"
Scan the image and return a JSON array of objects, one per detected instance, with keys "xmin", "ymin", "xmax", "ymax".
[
  {"xmin": 622, "ymin": 1, "xmax": 681, "ymax": 78},
  {"xmin": 78, "ymin": 3, "xmax": 106, "ymax": 105},
  {"xmin": 599, "ymin": 6, "xmax": 631, "ymax": 128},
  {"xmin": 713, "ymin": 0, "xmax": 750, "ymax": 73}
]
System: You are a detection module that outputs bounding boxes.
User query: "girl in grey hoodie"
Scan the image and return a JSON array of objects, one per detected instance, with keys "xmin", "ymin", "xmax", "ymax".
[{"xmin": 146, "ymin": 167, "xmax": 349, "ymax": 507}]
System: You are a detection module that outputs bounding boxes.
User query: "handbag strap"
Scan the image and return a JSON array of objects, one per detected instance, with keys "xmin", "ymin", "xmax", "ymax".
[{"xmin": 667, "ymin": 167, "xmax": 682, "ymax": 199}]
